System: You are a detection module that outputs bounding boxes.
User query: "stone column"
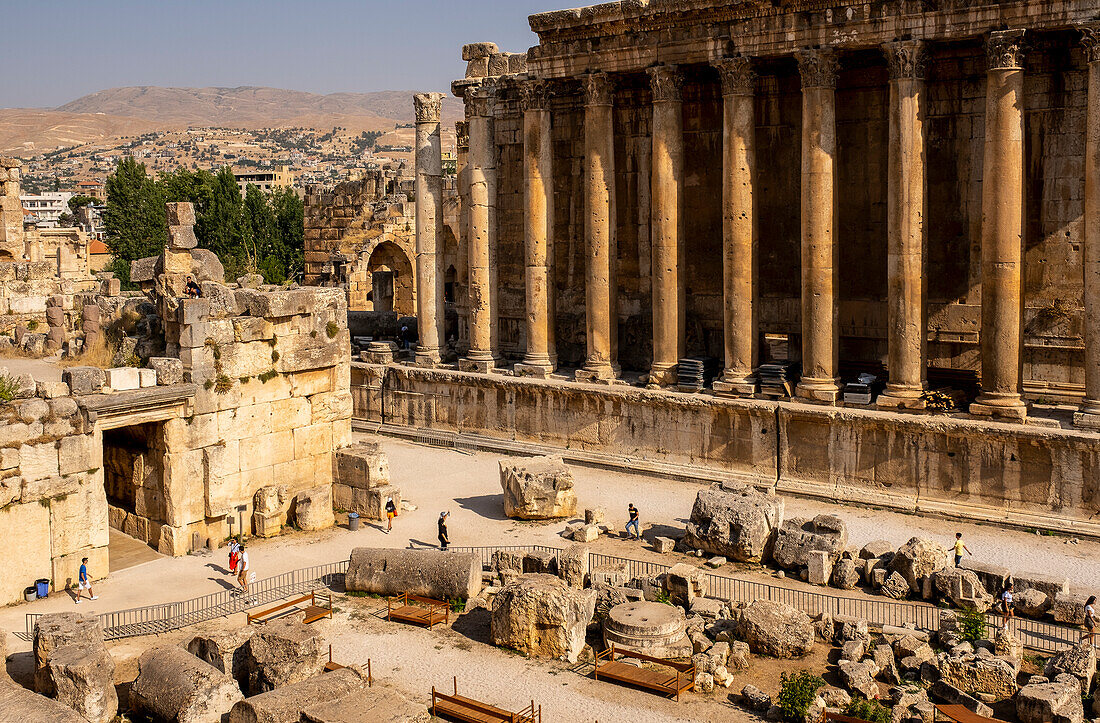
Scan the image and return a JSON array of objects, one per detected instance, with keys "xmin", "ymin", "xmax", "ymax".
[
  {"xmin": 455, "ymin": 120, "xmax": 471, "ymax": 357},
  {"xmin": 878, "ymin": 40, "xmax": 929, "ymax": 409},
  {"xmin": 515, "ymin": 79, "xmax": 556, "ymax": 378},
  {"xmin": 646, "ymin": 65, "xmax": 685, "ymax": 387},
  {"xmin": 712, "ymin": 56, "xmax": 759, "ymax": 396},
  {"xmin": 1078, "ymin": 26, "xmax": 1100, "ymax": 428},
  {"xmin": 460, "ymin": 84, "xmax": 497, "ymax": 373},
  {"xmin": 576, "ymin": 72, "xmax": 617, "ymax": 381},
  {"xmin": 795, "ymin": 49, "xmax": 842, "ymax": 403},
  {"xmin": 970, "ymin": 30, "xmax": 1028, "ymax": 420},
  {"xmin": 413, "ymin": 92, "xmax": 444, "ymax": 366}
]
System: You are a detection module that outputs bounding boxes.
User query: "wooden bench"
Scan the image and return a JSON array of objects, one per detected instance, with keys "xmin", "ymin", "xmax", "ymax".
[
  {"xmin": 934, "ymin": 704, "xmax": 1007, "ymax": 723},
  {"xmin": 386, "ymin": 592, "xmax": 449, "ymax": 630},
  {"xmin": 246, "ymin": 590, "xmax": 333, "ymax": 625},
  {"xmin": 592, "ymin": 643, "xmax": 695, "ymax": 701},
  {"xmin": 431, "ymin": 677, "xmax": 541, "ymax": 723}
]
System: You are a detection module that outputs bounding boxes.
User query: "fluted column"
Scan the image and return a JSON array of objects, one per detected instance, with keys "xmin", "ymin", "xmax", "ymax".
[
  {"xmin": 795, "ymin": 49, "xmax": 842, "ymax": 403},
  {"xmin": 878, "ymin": 40, "xmax": 928, "ymax": 409},
  {"xmin": 413, "ymin": 92, "xmax": 444, "ymax": 366},
  {"xmin": 647, "ymin": 65, "xmax": 685, "ymax": 387},
  {"xmin": 455, "ymin": 121, "xmax": 471, "ymax": 356},
  {"xmin": 516, "ymin": 80, "xmax": 556, "ymax": 378},
  {"xmin": 460, "ymin": 84, "xmax": 497, "ymax": 373},
  {"xmin": 576, "ymin": 72, "xmax": 617, "ymax": 381},
  {"xmin": 970, "ymin": 30, "xmax": 1028, "ymax": 420},
  {"xmin": 712, "ymin": 56, "xmax": 759, "ymax": 396},
  {"xmin": 1078, "ymin": 26, "xmax": 1100, "ymax": 428}
]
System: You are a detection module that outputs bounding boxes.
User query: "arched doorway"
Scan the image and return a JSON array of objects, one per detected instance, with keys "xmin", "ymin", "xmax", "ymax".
[{"xmin": 364, "ymin": 241, "xmax": 415, "ymax": 316}]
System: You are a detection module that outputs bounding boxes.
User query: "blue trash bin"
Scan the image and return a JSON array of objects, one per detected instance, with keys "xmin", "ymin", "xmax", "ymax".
[{"xmin": 35, "ymin": 578, "xmax": 50, "ymax": 598}]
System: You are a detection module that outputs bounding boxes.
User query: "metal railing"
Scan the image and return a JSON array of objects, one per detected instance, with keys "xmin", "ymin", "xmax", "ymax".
[
  {"xmin": 26, "ymin": 559, "xmax": 348, "ymax": 641},
  {"xmin": 23, "ymin": 545, "xmax": 1083, "ymax": 653}
]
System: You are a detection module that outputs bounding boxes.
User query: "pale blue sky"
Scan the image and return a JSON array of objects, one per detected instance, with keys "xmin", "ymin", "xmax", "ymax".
[{"xmin": 2, "ymin": 0, "xmax": 560, "ymax": 108}]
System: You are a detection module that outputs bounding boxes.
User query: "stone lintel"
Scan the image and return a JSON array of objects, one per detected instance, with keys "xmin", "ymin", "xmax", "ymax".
[
  {"xmin": 459, "ymin": 358, "xmax": 496, "ymax": 374},
  {"xmin": 1073, "ymin": 410, "xmax": 1100, "ymax": 429},
  {"xmin": 713, "ymin": 376, "xmax": 758, "ymax": 397},
  {"xmin": 514, "ymin": 362, "xmax": 554, "ymax": 379},
  {"xmin": 575, "ymin": 365, "xmax": 617, "ymax": 383},
  {"xmin": 795, "ymin": 378, "xmax": 842, "ymax": 404}
]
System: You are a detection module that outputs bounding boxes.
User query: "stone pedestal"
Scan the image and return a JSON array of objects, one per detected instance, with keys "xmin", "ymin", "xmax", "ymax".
[
  {"xmin": 576, "ymin": 72, "xmax": 618, "ymax": 382},
  {"xmin": 602, "ymin": 601, "xmax": 692, "ymax": 658},
  {"xmin": 461, "ymin": 84, "xmax": 497, "ymax": 374},
  {"xmin": 414, "ymin": 93, "xmax": 444, "ymax": 367},
  {"xmin": 517, "ymin": 79, "xmax": 556, "ymax": 379},
  {"xmin": 1078, "ymin": 26, "xmax": 1100, "ymax": 429},
  {"xmin": 970, "ymin": 31, "xmax": 1028, "ymax": 421},
  {"xmin": 647, "ymin": 65, "xmax": 685, "ymax": 388},
  {"xmin": 878, "ymin": 41, "xmax": 928, "ymax": 410},
  {"xmin": 795, "ymin": 50, "xmax": 841, "ymax": 404},
  {"xmin": 714, "ymin": 57, "xmax": 759, "ymax": 397}
]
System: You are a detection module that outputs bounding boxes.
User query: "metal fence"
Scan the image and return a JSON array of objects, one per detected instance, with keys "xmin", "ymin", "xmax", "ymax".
[
  {"xmin": 23, "ymin": 546, "xmax": 1083, "ymax": 653},
  {"xmin": 25, "ymin": 560, "xmax": 348, "ymax": 641}
]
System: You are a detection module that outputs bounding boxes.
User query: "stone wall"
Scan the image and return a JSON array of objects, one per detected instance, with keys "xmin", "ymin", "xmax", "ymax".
[{"xmin": 353, "ymin": 363, "xmax": 1100, "ymax": 537}]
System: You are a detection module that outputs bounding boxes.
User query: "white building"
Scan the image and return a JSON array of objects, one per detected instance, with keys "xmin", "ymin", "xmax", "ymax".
[{"xmin": 20, "ymin": 192, "xmax": 73, "ymax": 227}]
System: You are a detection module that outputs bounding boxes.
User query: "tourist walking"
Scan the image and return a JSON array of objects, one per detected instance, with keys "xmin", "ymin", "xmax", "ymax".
[
  {"xmin": 74, "ymin": 557, "xmax": 98, "ymax": 604},
  {"xmin": 952, "ymin": 532, "xmax": 972, "ymax": 567},
  {"xmin": 385, "ymin": 497, "xmax": 397, "ymax": 533},
  {"xmin": 228, "ymin": 537, "xmax": 241, "ymax": 575},
  {"xmin": 999, "ymin": 582, "xmax": 1014, "ymax": 631},
  {"xmin": 438, "ymin": 511, "xmax": 450, "ymax": 550},
  {"xmin": 1085, "ymin": 595, "xmax": 1096, "ymax": 646},
  {"xmin": 237, "ymin": 543, "xmax": 252, "ymax": 599},
  {"xmin": 625, "ymin": 503, "xmax": 640, "ymax": 541}
]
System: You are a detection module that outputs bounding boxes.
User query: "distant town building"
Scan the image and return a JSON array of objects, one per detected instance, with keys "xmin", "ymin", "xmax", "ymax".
[
  {"xmin": 233, "ymin": 164, "xmax": 294, "ymax": 196},
  {"xmin": 73, "ymin": 180, "xmax": 106, "ymax": 201},
  {"xmin": 20, "ymin": 192, "xmax": 73, "ymax": 227}
]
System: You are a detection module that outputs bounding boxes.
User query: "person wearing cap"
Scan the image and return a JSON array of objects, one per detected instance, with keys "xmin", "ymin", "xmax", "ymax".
[
  {"xmin": 438, "ymin": 511, "xmax": 450, "ymax": 551},
  {"xmin": 385, "ymin": 497, "xmax": 397, "ymax": 533}
]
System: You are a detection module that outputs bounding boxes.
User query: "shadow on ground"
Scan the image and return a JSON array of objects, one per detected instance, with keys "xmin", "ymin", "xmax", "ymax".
[
  {"xmin": 450, "ymin": 607, "xmax": 492, "ymax": 644},
  {"xmin": 453, "ymin": 495, "xmax": 510, "ymax": 521}
]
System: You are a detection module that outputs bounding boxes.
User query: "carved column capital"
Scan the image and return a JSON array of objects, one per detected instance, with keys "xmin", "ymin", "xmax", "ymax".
[
  {"xmin": 647, "ymin": 65, "xmax": 682, "ymax": 102},
  {"xmin": 987, "ymin": 29, "xmax": 1026, "ymax": 71},
  {"xmin": 583, "ymin": 72, "xmax": 614, "ymax": 106},
  {"xmin": 413, "ymin": 92, "xmax": 443, "ymax": 124},
  {"xmin": 796, "ymin": 48, "xmax": 839, "ymax": 89},
  {"xmin": 883, "ymin": 40, "xmax": 928, "ymax": 80},
  {"xmin": 519, "ymin": 79, "xmax": 551, "ymax": 112},
  {"xmin": 466, "ymin": 84, "xmax": 495, "ymax": 118},
  {"xmin": 1080, "ymin": 23, "xmax": 1100, "ymax": 63},
  {"xmin": 713, "ymin": 56, "xmax": 756, "ymax": 96},
  {"xmin": 455, "ymin": 121, "xmax": 469, "ymax": 150}
]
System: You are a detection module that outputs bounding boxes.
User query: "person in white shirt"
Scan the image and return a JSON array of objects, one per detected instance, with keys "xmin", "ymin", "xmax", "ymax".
[
  {"xmin": 1085, "ymin": 595, "xmax": 1096, "ymax": 646},
  {"xmin": 237, "ymin": 545, "xmax": 251, "ymax": 596},
  {"xmin": 999, "ymin": 582, "xmax": 1014, "ymax": 631}
]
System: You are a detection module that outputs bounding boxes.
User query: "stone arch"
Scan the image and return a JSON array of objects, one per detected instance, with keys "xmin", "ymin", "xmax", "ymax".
[{"xmin": 361, "ymin": 240, "xmax": 414, "ymax": 315}]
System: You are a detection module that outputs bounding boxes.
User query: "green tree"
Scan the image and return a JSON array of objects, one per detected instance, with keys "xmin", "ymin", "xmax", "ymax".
[
  {"xmin": 271, "ymin": 186, "xmax": 304, "ymax": 282},
  {"xmin": 195, "ymin": 166, "xmax": 246, "ymax": 274},
  {"xmin": 67, "ymin": 195, "xmax": 98, "ymax": 212},
  {"xmin": 103, "ymin": 157, "xmax": 166, "ymax": 285}
]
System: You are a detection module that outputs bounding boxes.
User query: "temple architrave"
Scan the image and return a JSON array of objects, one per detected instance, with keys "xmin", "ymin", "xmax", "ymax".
[{"xmin": 360, "ymin": 1, "xmax": 1100, "ymax": 537}]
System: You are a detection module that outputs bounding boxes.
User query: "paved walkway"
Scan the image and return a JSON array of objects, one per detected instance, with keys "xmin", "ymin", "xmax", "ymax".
[{"xmin": 4, "ymin": 433, "xmax": 1098, "ymax": 655}]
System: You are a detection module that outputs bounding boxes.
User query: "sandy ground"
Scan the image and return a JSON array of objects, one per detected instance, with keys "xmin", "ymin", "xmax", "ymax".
[
  {"xmin": 0, "ymin": 354, "xmax": 63, "ymax": 382},
  {"xmin": 2, "ymin": 433, "xmax": 1095, "ymax": 721}
]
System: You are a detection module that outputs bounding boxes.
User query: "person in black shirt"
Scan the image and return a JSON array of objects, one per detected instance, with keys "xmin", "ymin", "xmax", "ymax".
[
  {"xmin": 385, "ymin": 497, "xmax": 397, "ymax": 534},
  {"xmin": 626, "ymin": 503, "xmax": 640, "ymax": 540},
  {"xmin": 438, "ymin": 511, "xmax": 450, "ymax": 550},
  {"xmin": 184, "ymin": 275, "xmax": 202, "ymax": 299}
]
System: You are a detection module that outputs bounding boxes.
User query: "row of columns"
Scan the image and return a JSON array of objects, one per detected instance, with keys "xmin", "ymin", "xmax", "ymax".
[{"xmin": 424, "ymin": 28, "xmax": 1100, "ymax": 426}]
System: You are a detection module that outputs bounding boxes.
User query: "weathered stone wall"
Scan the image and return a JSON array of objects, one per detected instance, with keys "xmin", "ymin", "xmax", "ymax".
[
  {"xmin": 353, "ymin": 363, "xmax": 1100, "ymax": 536},
  {"xmin": 0, "ymin": 384, "xmax": 108, "ymax": 606}
]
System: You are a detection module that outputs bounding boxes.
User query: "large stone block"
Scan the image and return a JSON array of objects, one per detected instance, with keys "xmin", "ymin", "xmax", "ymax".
[
  {"xmin": 293, "ymin": 485, "xmax": 334, "ymax": 531},
  {"xmin": 105, "ymin": 366, "xmax": 140, "ymax": 391},
  {"xmin": 186, "ymin": 627, "xmax": 255, "ymax": 689},
  {"xmin": 1016, "ymin": 679, "xmax": 1084, "ymax": 723},
  {"xmin": 499, "ymin": 455, "xmax": 577, "ymax": 520},
  {"xmin": 1043, "ymin": 641, "xmax": 1096, "ymax": 694},
  {"xmin": 772, "ymin": 514, "xmax": 848, "ymax": 570},
  {"xmin": 228, "ymin": 666, "xmax": 373, "ymax": 723},
  {"xmin": 733, "ymin": 600, "xmax": 815, "ymax": 658},
  {"xmin": 130, "ymin": 645, "xmax": 244, "ymax": 723},
  {"xmin": 40, "ymin": 641, "xmax": 118, "ymax": 723},
  {"xmin": 333, "ymin": 442, "xmax": 390, "ymax": 489},
  {"xmin": 33, "ymin": 612, "xmax": 105, "ymax": 695},
  {"xmin": 0, "ymin": 683, "xmax": 86, "ymax": 722},
  {"xmin": 332, "ymin": 483, "xmax": 400, "ymax": 520},
  {"xmin": 683, "ymin": 484, "xmax": 783, "ymax": 562},
  {"xmin": 890, "ymin": 537, "xmax": 948, "ymax": 596},
  {"xmin": 932, "ymin": 567, "xmax": 993, "ymax": 611},
  {"xmin": 490, "ymin": 573, "xmax": 596, "ymax": 663},
  {"xmin": 664, "ymin": 563, "xmax": 708, "ymax": 607},
  {"xmin": 246, "ymin": 617, "xmax": 327, "ymax": 693},
  {"xmin": 62, "ymin": 366, "xmax": 105, "ymax": 395},
  {"xmin": 938, "ymin": 654, "xmax": 1018, "ymax": 699},
  {"xmin": 148, "ymin": 356, "xmax": 184, "ymax": 385},
  {"xmin": 346, "ymin": 547, "xmax": 481, "ymax": 600}
]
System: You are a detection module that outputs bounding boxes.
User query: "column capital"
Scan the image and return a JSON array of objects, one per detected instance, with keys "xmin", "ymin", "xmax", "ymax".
[
  {"xmin": 713, "ymin": 56, "xmax": 756, "ymax": 96},
  {"xmin": 413, "ymin": 92, "xmax": 443, "ymax": 124},
  {"xmin": 466, "ymin": 84, "xmax": 496, "ymax": 118},
  {"xmin": 647, "ymin": 65, "xmax": 682, "ymax": 102},
  {"xmin": 796, "ymin": 48, "xmax": 839, "ymax": 89},
  {"xmin": 883, "ymin": 40, "xmax": 928, "ymax": 80},
  {"xmin": 1079, "ymin": 23, "xmax": 1100, "ymax": 63},
  {"xmin": 455, "ymin": 121, "xmax": 469, "ymax": 150},
  {"xmin": 519, "ymin": 78, "xmax": 552, "ymax": 111},
  {"xmin": 987, "ymin": 29, "xmax": 1026, "ymax": 70},
  {"xmin": 583, "ymin": 72, "xmax": 614, "ymax": 106}
]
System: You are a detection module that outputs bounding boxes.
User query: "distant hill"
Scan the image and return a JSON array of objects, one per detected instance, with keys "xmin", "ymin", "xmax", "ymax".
[
  {"xmin": 1, "ymin": 86, "xmax": 463, "ymax": 156},
  {"xmin": 56, "ymin": 86, "xmax": 463, "ymax": 128}
]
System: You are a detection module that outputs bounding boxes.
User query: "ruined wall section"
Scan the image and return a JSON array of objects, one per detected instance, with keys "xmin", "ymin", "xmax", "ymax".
[
  {"xmin": 157, "ymin": 286, "xmax": 352, "ymax": 553},
  {"xmin": 0, "ymin": 380, "xmax": 108, "ymax": 606}
]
